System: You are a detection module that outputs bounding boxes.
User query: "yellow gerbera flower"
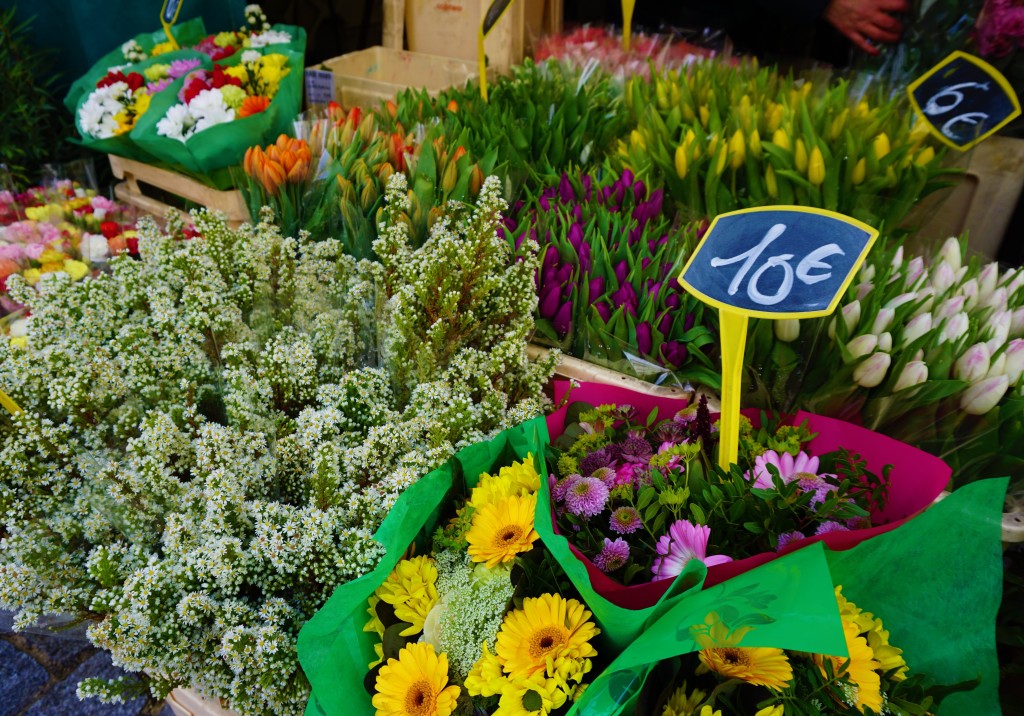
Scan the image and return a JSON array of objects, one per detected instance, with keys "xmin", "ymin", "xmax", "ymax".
[
  {"xmin": 835, "ymin": 586, "xmax": 907, "ymax": 681},
  {"xmin": 495, "ymin": 594, "xmax": 599, "ymax": 679},
  {"xmin": 495, "ymin": 672, "xmax": 569, "ymax": 716},
  {"xmin": 698, "ymin": 647, "xmax": 793, "ymax": 691},
  {"xmin": 661, "ymin": 681, "xmax": 707, "ymax": 716},
  {"xmin": 469, "ymin": 457, "xmax": 539, "ymax": 510},
  {"xmin": 373, "ymin": 555, "xmax": 438, "ymax": 637},
  {"xmin": 372, "ymin": 642, "xmax": 460, "ymax": 716},
  {"xmin": 754, "ymin": 706, "xmax": 783, "ymax": 716},
  {"xmin": 465, "ymin": 642, "xmax": 506, "ymax": 697},
  {"xmin": 814, "ymin": 617, "xmax": 883, "ymax": 714},
  {"xmin": 465, "ymin": 494, "xmax": 539, "ymax": 568}
]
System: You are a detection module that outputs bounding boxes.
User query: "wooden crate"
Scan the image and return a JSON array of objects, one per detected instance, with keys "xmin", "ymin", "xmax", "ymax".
[
  {"xmin": 391, "ymin": 0, "xmax": 563, "ymax": 75},
  {"xmin": 165, "ymin": 688, "xmax": 240, "ymax": 716},
  {"xmin": 321, "ymin": 46, "xmax": 481, "ymax": 110},
  {"xmin": 108, "ymin": 155, "xmax": 249, "ymax": 228}
]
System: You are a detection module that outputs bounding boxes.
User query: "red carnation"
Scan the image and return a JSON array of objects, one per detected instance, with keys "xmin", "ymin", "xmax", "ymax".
[
  {"xmin": 100, "ymin": 221, "xmax": 121, "ymax": 239},
  {"xmin": 126, "ymin": 235, "xmax": 139, "ymax": 254},
  {"xmin": 210, "ymin": 46, "xmax": 234, "ymax": 61},
  {"xmin": 183, "ymin": 76, "xmax": 212, "ymax": 105},
  {"xmin": 211, "ymin": 64, "xmax": 242, "ymax": 89}
]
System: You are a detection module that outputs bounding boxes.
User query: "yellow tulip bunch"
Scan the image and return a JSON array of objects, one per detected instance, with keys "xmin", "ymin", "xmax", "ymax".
[{"xmin": 616, "ymin": 60, "xmax": 950, "ymax": 228}]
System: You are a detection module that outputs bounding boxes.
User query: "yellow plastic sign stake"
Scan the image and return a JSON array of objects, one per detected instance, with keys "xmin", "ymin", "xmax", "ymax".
[
  {"xmin": 160, "ymin": 0, "xmax": 184, "ymax": 50},
  {"xmin": 0, "ymin": 388, "xmax": 22, "ymax": 415},
  {"xmin": 907, "ymin": 50, "xmax": 1022, "ymax": 152},
  {"xmin": 622, "ymin": 0, "xmax": 636, "ymax": 52},
  {"xmin": 678, "ymin": 206, "xmax": 878, "ymax": 469},
  {"xmin": 478, "ymin": 0, "xmax": 516, "ymax": 101}
]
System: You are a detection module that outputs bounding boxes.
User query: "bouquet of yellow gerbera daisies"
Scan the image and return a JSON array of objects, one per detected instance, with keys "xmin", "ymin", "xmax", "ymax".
[{"xmin": 365, "ymin": 455, "xmax": 601, "ymax": 716}]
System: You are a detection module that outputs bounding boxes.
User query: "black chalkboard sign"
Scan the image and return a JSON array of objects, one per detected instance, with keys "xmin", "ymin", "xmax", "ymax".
[{"xmin": 908, "ymin": 51, "xmax": 1022, "ymax": 151}]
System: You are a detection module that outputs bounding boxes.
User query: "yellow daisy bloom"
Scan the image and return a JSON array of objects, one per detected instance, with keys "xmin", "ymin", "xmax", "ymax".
[
  {"xmin": 698, "ymin": 647, "xmax": 793, "ymax": 691},
  {"xmin": 754, "ymin": 706, "xmax": 783, "ymax": 716},
  {"xmin": 814, "ymin": 617, "xmax": 883, "ymax": 714},
  {"xmin": 225, "ymin": 65, "xmax": 249, "ymax": 84},
  {"xmin": 62, "ymin": 260, "xmax": 90, "ymax": 281},
  {"xmin": 465, "ymin": 494, "xmax": 539, "ymax": 568},
  {"xmin": 835, "ymin": 587, "xmax": 907, "ymax": 681},
  {"xmin": 150, "ymin": 40, "xmax": 176, "ymax": 56},
  {"xmin": 495, "ymin": 594, "xmax": 599, "ymax": 679},
  {"xmin": 372, "ymin": 642, "xmax": 460, "ymax": 716},
  {"xmin": 373, "ymin": 555, "xmax": 438, "ymax": 637},
  {"xmin": 464, "ymin": 642, "xmax": 505, "ymax": 698},
  {"xmin": 495, "ymin": 672, "xmax": 569, "ymax": 716},
  {"xmin": 661, "ymin": 681, "xmax": 707, "ymax": 716},
  {"xmin": 469, "ymin": 457, "xmax": 538, "ymax": 510}
]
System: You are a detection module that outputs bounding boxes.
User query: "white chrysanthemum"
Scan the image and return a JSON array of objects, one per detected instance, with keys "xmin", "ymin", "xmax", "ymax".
[
  {"xmin": 241, "ymin": 49, "xmax": 262, "ymax": 64},
  {"xmin": 78, "ymin": 83, "xmax": 127, "ymax": 138},
  {"xmin": 249, "ymin": 29, "xmax": 292, "ymax": 47},
  {"xmin": 189, "ymin": 88, "xmax": 235, "ymax": 134},
  {"xmin": 155, "ymin": 102, "xmax": 195, "ymax": 141}
]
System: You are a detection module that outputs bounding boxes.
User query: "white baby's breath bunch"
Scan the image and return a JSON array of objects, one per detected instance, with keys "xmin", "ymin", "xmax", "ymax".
[{"xmin": 0, "ymin": 176, "xmax": 553, "ymax": 715}]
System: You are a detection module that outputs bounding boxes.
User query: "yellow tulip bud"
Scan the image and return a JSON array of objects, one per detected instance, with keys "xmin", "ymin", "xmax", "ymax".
[
  {"xmin": 915, "ymin": 146, "xmax": 935, "ymax": 166},
  {"xmin": 808, "ymin": 146, "xmax": 825, "ymax": 186},
  {"xmin": 699, "ymin": 105, "xmax": 710, "ymax": 127},
  {"xmin": 766, "ymin": 164, "xmax": 779, "ymax": 197},
  {"xmin": 674, "ymin": 144, "xmax": 688, "ymax": 180},
  {"xmin": 854, "ymin": 100, "xmax": 871, "ymax": 118},
  {"xmin": 801, "ymin": 81, "xmax": 813, "ymax": 97},
  {"xmin": 873, "ymin": 133, "xmax": 891, "ymax": 160},
  {"xmin": 670, "ymin": 84, "xmax": 681, "ymax": 106},
  {"xmin": 830, "ymin": 109, "xmax": 848, "ymax": 140},
  {"xmin": 795, "ymin": 139, "xmax": 808, "ymax": 173},
  {"xmin": 630, "ymin": 130, "xmax": 646, "ymax": 150},
  {"xmin": 728, "ymin": 129, "xmax": 745, "ymax": 170},
  {"xmin": 852, "ymin": 157, "xmax": 866, "ymax": 185},
  {"xmin": 772, "ymin": 128, "xmax": 790, "ymax": 152},
  {"xmin": 738, "ymin": 94, "xmax": 752, "ymax": 132},
  {"xmin": 682, "ymin": 104, "xmax": 696, "ymax": 122},
  {"xmin": 766, "ymin": 103, "xmax": 784, "ymax": 133},
  {"xmin": 715, "ymin": 144, "xmax": 728, "ymax": 177},
  {"xmin": 909, "ymin": 118, "xmax": 931, "ymax": 145},
  {"xmin": 749, "ymin": 129, "xmax": 762, "ymax": 159},
  {"xmin": 684, "ymin": 129, "xmax": 697, "ymax": 148},
  {"xmin": 656, "ymin": 81, "xmax": 669, "ymax": 110}
]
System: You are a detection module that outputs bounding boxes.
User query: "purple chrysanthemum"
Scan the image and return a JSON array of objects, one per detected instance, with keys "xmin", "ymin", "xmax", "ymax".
[
  {"xmin": 564, "ymin": 476, "xmax": 609, "ymax": 518},
  {"xmin": 815, "ymin": 520, "xmax": 850, "ymax": 536},
  {"xmin": 168, "ymin": 58, "xmax": 202, "ymax": 79},
  {"xmin": 552, "ymin": 474, "xmax": 582, "ymax": 503},
  {"xmin": 592, "ymin": 467, "xmax": 616, "ymax": 488},
  {"xmin": 609, "ymin": 506, "xmax": 642, "ymax": 534},
  {"xmin": 593, "ymin": 537, "xmax": 630, "ymax": 573},
  {"xmin": 652, "ymin": 519, "xmax": 732, "ymax": 580},
  {"xmin": 147, "ymin": 78, "xmax": 173, "ymax": 94},
  {"xmin": 620, "ymin": 435, "xmax": 653, "ymax": 462},
  {"xmin": 797, "ymin": 474, "xmax": 839, "ymax": 507},
  {"xmin": 580, "ymin": 448, "xmax": 614, "ymax": 476},
  {"xmin": 776, "ymin": 531, "xmax": 804, "ymax": 551}
]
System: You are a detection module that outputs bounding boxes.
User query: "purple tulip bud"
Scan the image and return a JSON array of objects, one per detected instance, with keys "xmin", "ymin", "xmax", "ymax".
[
  {"xmin": 572, "ymin": 204, "xmax": 583, "ymax": 222},
  {"xmin": 614, "ymin": 260, "xmax": 629, "ymax": 285},
  {"xmin": 594, "ymin": 301, "xmax": 612, "ymax": 322},
  {"xmin": 660, "ymin": 261, "xmax": 673, "ymax": 278},
  {"xmin": 539, "ymin": 284, "xmax": 562, "ymax": 319},
  {"xmin": 684, "ymin": 313, "xmax": 696, "ymax": 332},
  {"xmin": 621, "ymin": 169, "xmax": 634, "ymax": 187},
  {"xmin": 632, "ymin": 180, "xmax": 646, "ymax": 202},
  {"xmin": 579, "ymin": 242, "xmax": 592, "ymax": 273},
  {"xmin": 559, "ymin": 174, "xmax": 575, "ymax": 203},
  {"xmin": 539, "ymin": 196, "xmax": 551, "ymax": 212},
  {"xmin": 556, "ymin": 263, "xmax": 573, "ymax": 284},
  {"xmin": 614, "ymin": 184, "xmax": 626, "ymax": 205},
  {"xmin": 581, "ymin": 174, "xmax": 593, "ymax": 201},
  {"xmin": 637, "ymin": 321, "xmax": 653, "ymax": 354},
  {"xmin": 629, "ymin": 226, "xmax": 643, "ymax": 245},
  {"xmin": 648, "ymin": 281, "xmax": 662, "ymax": 298},
  {"xmin": 602, "ymin": 185, "xmax": 614, "ymax": 203},
  {"xmin": 665, "ymin": 293, "xmax": 681, "ymax": 309},
  {"xmin": 649, "ymin": 189, "xmax": 664, "ymax": 216},
  {"xmin": 611, "ymin": 283, "xmax": 639, "ymax": 315},
  {"xmin": 502, "ymin": 216, "xmax": 517, "ymax": 233},
  {"xmin": 658, "ymin": 310, "xmax": 673, "ymax": 336},
  {"xmin": 568, "ymin": 222, "xmax": 585, "ymax": 251},
  {"xmin": 512, "ymin": 199, "xmax": 525, "ymax": 215},
  {"xmin": 541, "ymin": 265, "xmax": 558, "ymax": 288},
  {"xmin": 514, "ymin": 231, "xmax": 525, "ymax": 251},
  {"xmin": 554, "ymin": 301, "xmax": 573, "ymax": 336},
  {"xmin": 589, "ymin": 276, "xmax": 605, "ymax": 300},
  {"xmin": 542, "ymin": 247, "xmax": 558, "ymax": 272},
  {"xmin": 661, "ymin": 341, "xmax": 689, "ymax": 367},
  {"xmin": 641, "ymin": 257, "xmax": 652, "ymax": 270}
]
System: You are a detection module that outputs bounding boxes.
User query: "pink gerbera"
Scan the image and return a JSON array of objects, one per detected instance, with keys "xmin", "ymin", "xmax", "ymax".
[
  {"xmin": 651, "ymin": 519, "xmax": 732, "ymax": 580},
  {"xmin": 746, "ymin": 450, "xmax": 820, "ymax": 490}
]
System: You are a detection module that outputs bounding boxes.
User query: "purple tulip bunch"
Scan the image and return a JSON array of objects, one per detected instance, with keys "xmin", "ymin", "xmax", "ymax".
[{"xmin": 503, "ymin": 170, "xmax": 718, "ymax": 384}]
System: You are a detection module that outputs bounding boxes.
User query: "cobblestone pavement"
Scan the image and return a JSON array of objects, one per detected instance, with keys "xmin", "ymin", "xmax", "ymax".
[{"xmin": 1, "ymin": 610, "xmax": 173, "ymax": 716}]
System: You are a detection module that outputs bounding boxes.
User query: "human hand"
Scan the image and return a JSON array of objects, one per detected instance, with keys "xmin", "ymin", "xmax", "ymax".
[{"xmin": 822, "ymin": 0, "xmax": 910, "ymax": 55}]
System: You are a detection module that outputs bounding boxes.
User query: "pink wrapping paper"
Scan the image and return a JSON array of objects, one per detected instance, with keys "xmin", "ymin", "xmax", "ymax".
[{"xmin": 545, "ymin": 380, "xmax": 951, "ymax": 609}]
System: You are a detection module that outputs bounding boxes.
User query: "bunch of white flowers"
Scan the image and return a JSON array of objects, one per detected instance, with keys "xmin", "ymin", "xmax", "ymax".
[
  {"xmin": 157, "ymin": 88, "xmax": 235, "ymax": 142},
  {"xmin": 79, "ymin": 82, "xmax": 129, "ymax": 139},
  {"xmin": 0, "ymin": 175, "xmax": 553, "ymax": 714}
]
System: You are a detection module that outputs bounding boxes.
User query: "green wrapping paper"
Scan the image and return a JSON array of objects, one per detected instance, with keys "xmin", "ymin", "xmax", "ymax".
[
  {"xmin": 296, "ymin": 417, "xmax": 548, "ymax": 716},
  {"xmin": 535, "ymin": 454, "xmax": 709, "ymax": 651},
  {"xmin": 569, "ymin": 542, "xmax": 848, "ymax": 715},
  {"xmin": 826, "ymin": 478, "xmax": 1007, "ymax": 716},
  {"xmin": 63, "ymin": 17, "xmax": 209, "ymax": 115},
  {"xmin": 129, "ymin": 27, "xmax": 306, "ymax": 189}
]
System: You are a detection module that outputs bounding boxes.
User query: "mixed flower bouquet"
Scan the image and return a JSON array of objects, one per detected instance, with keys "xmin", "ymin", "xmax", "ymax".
[
  {"xmin": 533, "ymin": 25, "xmax": 719, "ymax": 82},
  {"xmin": 364, "ymin": 456, "xmax": 599, "ymax": 716},
  {"xmin": 504, "ymin": 169, "xmax": 718, "ymax": 388},
  {"xmin": 616, "ymin": 60, "xmax": 951, "ymax": 228},
  {"xmin": 538, "ymin": 381, "xmax": 949, "ymax": 615}
]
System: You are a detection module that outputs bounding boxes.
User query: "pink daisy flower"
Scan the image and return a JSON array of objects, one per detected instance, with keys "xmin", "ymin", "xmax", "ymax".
[
  {"xmin": 652, "ymin": 519, "xmax": 732, "ymax": 580},
  {"xmin": 746, "ymin": 449, "xmax": 820, "ymax": 490}
]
